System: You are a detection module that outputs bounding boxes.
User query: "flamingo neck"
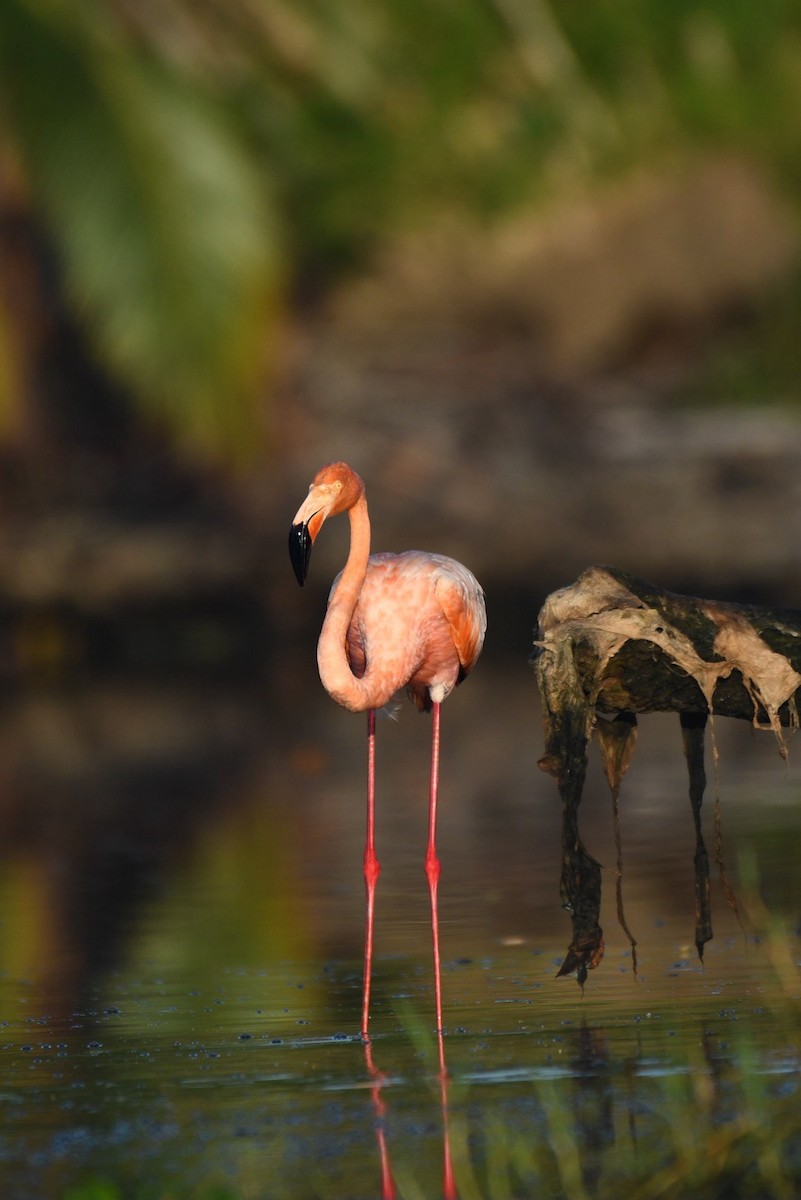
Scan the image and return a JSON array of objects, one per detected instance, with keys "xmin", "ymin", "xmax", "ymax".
[{"xmin": 317, "ymin": 492, "xmax": 373, "ymax": 711}]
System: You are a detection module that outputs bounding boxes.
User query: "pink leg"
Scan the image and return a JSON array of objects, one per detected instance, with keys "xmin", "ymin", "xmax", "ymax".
[
  {"xmin": 427, "ymin": 703, "xmax": 455, "ymax": 1194},
  {"xmin": 362, "ymin": 708, "xmax": 380, "ymax": 1040},
  {"xmin": 425, "ymin": 701, "xmax": 445, "ymax": 1034}
]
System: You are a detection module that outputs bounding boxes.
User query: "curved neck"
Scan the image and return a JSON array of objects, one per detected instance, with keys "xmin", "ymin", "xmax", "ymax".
[{"xmin": 317, "ymin": 492, "xmax": 373, "ymax": 711}]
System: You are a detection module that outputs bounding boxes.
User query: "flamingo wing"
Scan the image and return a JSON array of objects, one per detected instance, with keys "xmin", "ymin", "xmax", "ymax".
[{"xmin": 434, "ymin": 560, "xmax": 487, "ymax": 681}]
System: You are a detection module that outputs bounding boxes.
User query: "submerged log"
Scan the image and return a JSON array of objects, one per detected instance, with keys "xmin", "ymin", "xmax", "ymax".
[{"xmin": 533, "ymin": 565, "xmax": 801, "ymax": 983}]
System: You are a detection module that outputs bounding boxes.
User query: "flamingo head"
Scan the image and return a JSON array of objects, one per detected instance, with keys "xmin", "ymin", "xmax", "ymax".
[{"xmin": 289, "ymin": 462, "xmax": 364, "ymax": 586}]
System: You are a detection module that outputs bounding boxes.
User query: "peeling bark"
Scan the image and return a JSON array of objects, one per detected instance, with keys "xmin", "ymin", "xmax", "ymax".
[
  {"xmin": 533, "ymin": 565, "xmax": 801, "ymax": 982},
  {"xmin": 536, "ymin": 630, "xmax": 603, "ymax": 986}
]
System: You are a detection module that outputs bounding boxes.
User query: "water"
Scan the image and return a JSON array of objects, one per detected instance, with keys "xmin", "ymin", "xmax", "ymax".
[{"xmin": 1, "ymin": 660, "xmax": 801, "ymax": 1198}]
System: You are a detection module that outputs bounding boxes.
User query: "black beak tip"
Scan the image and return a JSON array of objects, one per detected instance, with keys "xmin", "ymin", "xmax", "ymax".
[{"xmin": 289, "ymin": 522, "xmax": 312, "ymax": 587}]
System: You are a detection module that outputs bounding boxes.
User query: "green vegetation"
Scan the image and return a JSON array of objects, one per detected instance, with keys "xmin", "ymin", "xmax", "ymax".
[
  {"xmin": 3, "ymin": 1, "xmax": 801, "ymax": 456},
  {"xmin": 445, "ymin": 1051, "xmax": 801, "ymax": 1199}
]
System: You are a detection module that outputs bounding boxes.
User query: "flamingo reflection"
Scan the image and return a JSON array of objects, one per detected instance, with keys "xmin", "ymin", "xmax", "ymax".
[{"xmin": 364, "ymin": 1029, "xmax": 456, "ymax": 1200}]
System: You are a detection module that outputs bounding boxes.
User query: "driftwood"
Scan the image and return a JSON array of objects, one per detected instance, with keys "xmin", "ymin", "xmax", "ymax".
[{"xmin": 532, "ymin": 565, "xmax": 801, "ymax": 983}]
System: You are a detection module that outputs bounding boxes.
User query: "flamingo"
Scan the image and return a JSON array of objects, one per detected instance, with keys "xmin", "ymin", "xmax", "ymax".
[{"xmin": 289, "ymin": 461, "xmax": 486, "ymax": 1040}]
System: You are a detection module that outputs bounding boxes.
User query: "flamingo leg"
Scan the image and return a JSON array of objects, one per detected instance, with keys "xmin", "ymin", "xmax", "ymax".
[
  {"xmin": 362, "ymin": 708, "xmax": 380, "ymax": 1039},
  {"xmin": 426, "ymin": 702, "xmax": 455, "ymax": 1195},
  {"xmin": 425, "ymin": 700, "xmax": 445, "ymax": 1035}
]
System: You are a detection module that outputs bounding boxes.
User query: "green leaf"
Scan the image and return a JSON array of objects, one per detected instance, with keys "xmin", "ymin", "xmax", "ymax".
[{"xmin": 0, "ymin": 0, "xmax": 281, "ymax": 461}]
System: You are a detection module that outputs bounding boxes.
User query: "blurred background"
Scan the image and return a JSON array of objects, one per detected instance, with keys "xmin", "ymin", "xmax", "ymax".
[
  {"xmin": 2, "ymin": 0, "xmax": 801, "ymax": 1016},
  {"xmin": 3, "ymin": 0, "xmax": 801, "ymax": 631}
]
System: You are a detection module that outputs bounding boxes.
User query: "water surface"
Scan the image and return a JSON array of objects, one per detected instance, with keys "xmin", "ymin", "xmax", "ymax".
[{"xmin": 0, "ymin": 663, "xmax": 800, "ymax": 1197}]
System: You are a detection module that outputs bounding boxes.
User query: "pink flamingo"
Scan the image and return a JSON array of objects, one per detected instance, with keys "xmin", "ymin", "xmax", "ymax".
[{"xmin": 289, "ymin": 461, "xmax": 486, "ymax": 1041}]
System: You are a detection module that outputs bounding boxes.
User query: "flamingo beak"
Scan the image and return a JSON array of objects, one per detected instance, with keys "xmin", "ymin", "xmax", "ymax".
[
  {"xmin": 290, "ymin": 486, "xmax": 330, "ymax": 586},
  {"xmin": 289, "ymin": 520, "xmax": 314, "ymax": 586}
]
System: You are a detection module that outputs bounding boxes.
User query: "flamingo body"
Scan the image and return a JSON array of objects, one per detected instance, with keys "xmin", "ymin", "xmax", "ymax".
[
  {"xmin": 336, "ymin": 550, "xmax": 485, "ymax": 712},
  {"xmin": 289, "ymin": 461, "xmax": 486, "ymax": 1038}
]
